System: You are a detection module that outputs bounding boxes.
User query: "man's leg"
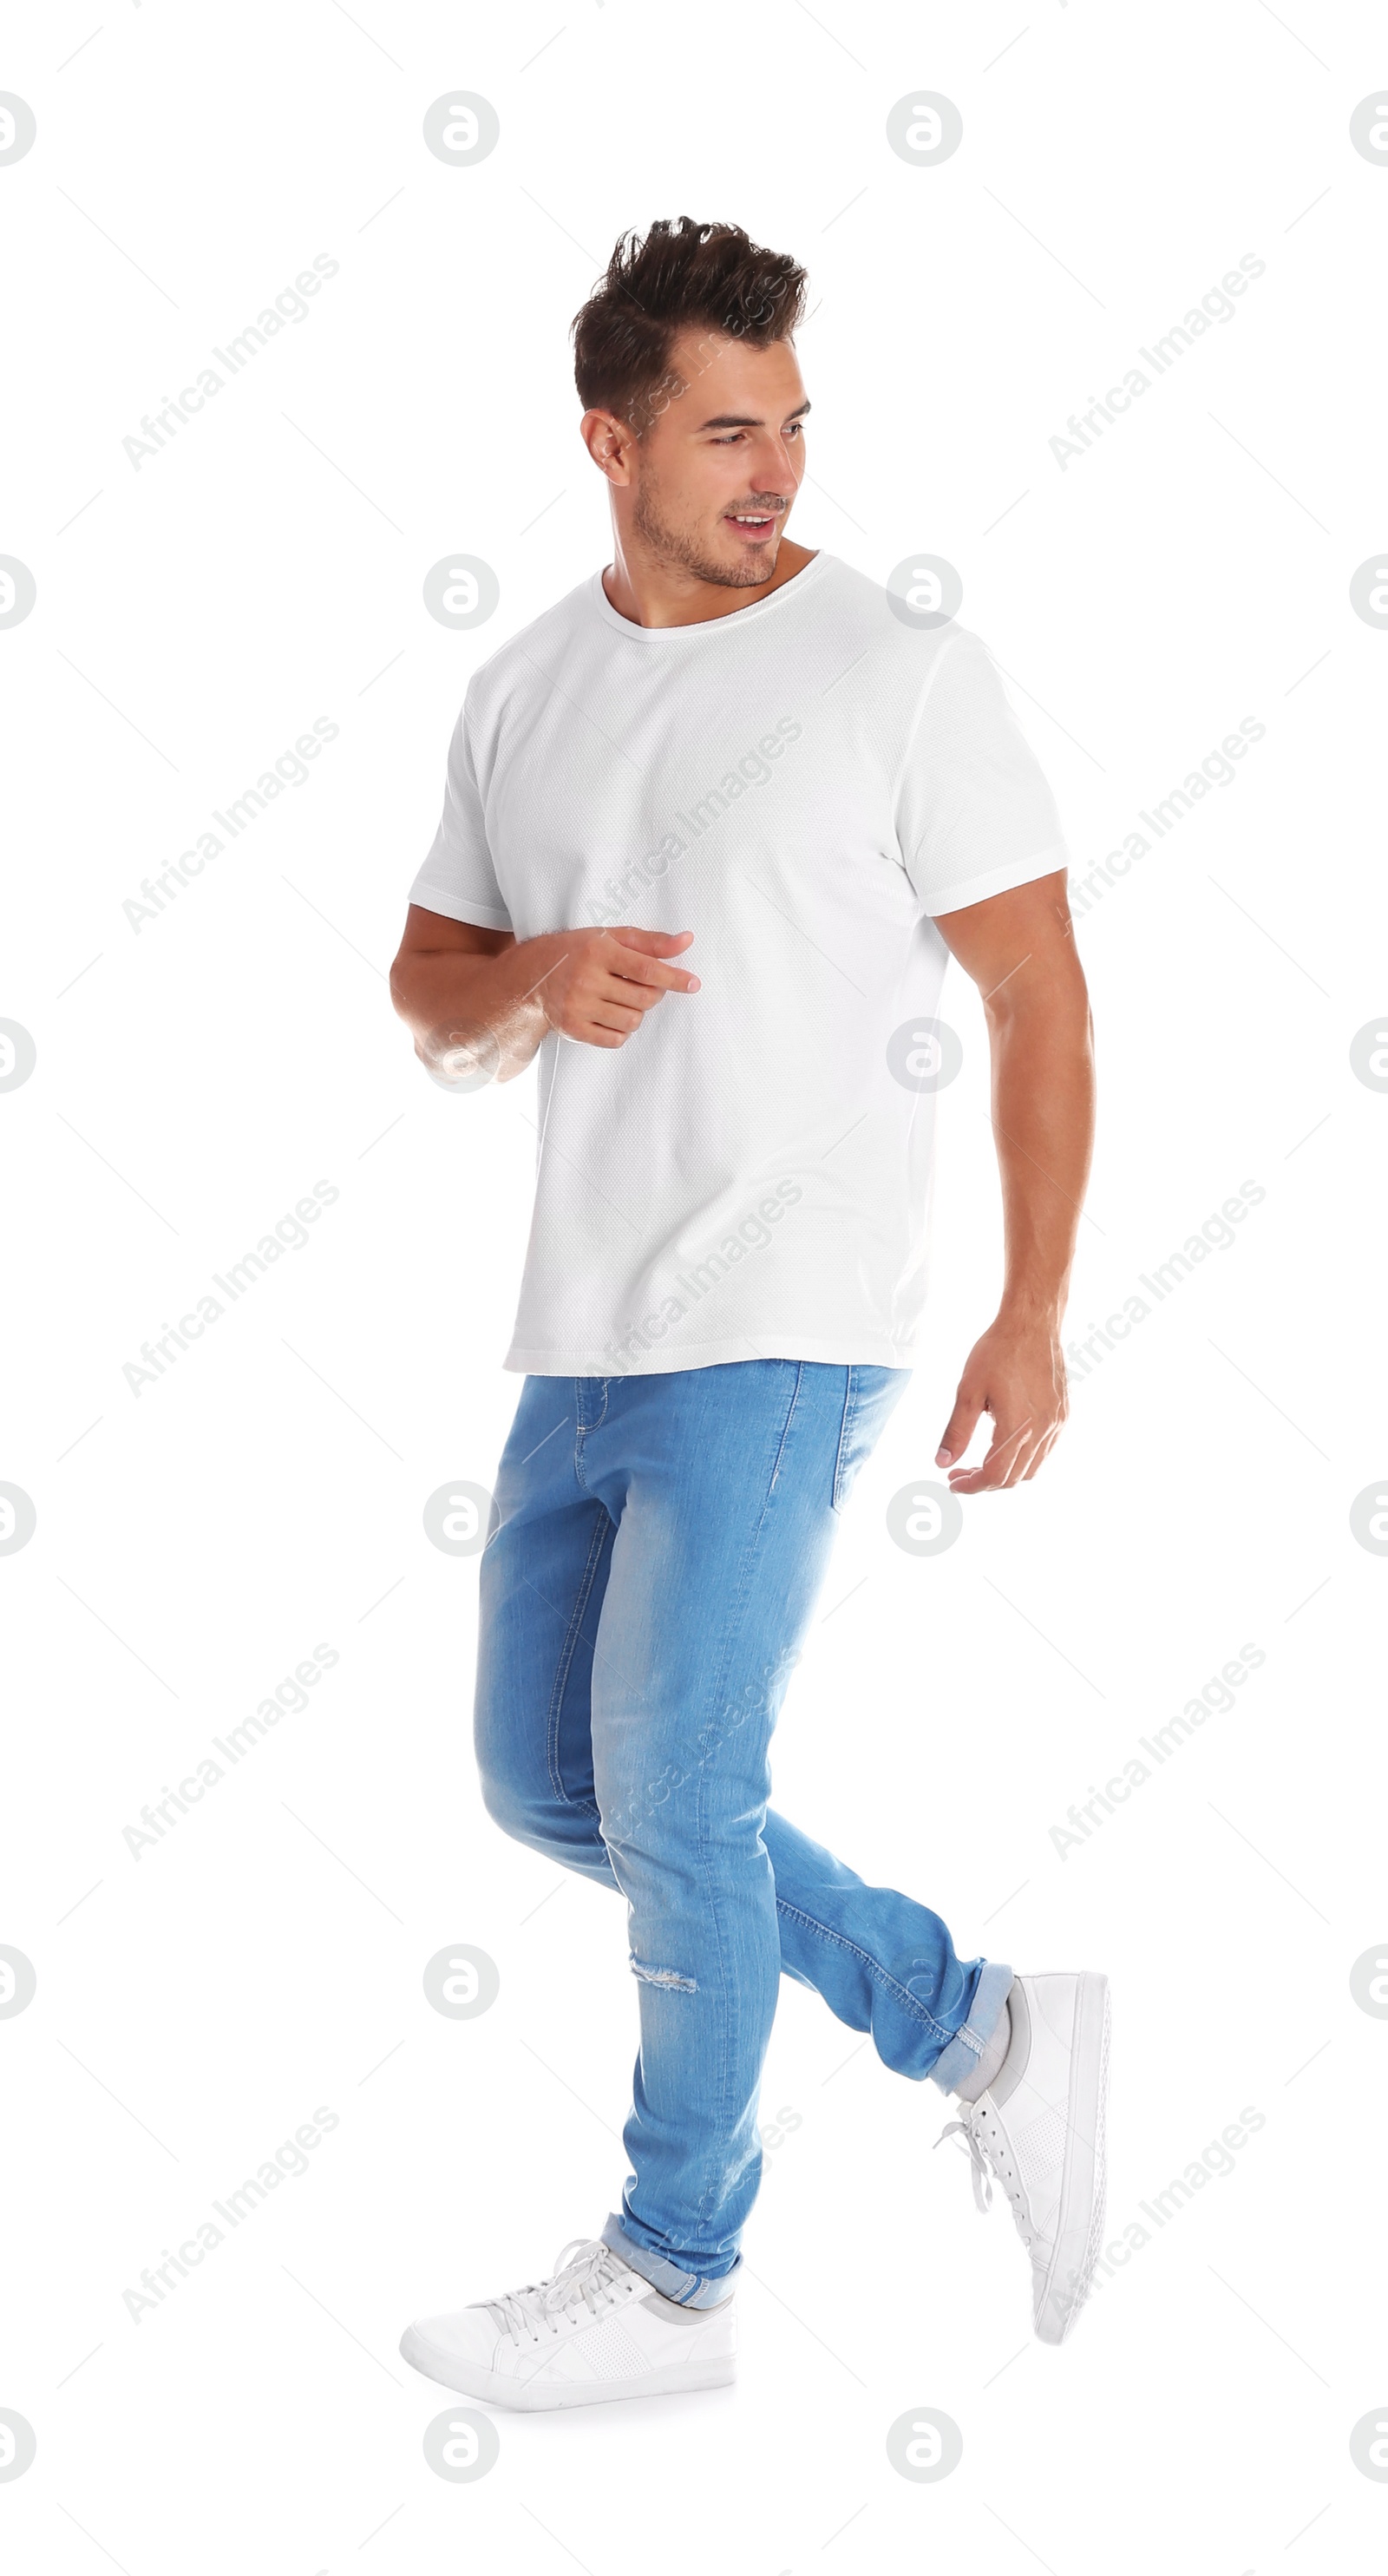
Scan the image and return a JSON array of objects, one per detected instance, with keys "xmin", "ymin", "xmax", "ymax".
[
  {"xmin": 764, "ymin": 1815, "xmax": 1014, "ymax": 2095},
  {"xmin": 471, "ymin": 1375, "xmax": 621, "ymax": 1892},
  {"xmin": 573, "ymin": 1358, "xmax": 1009, "ymax": 2302},
  {"xmin": 472, "ymin": 1369, "xmax": 1012, "ymax": 2261}
]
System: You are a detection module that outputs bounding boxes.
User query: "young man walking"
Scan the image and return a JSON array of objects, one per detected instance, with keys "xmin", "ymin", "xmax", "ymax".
[{"xmin": 390, "ymin": 218, "xmax": 1109, "ymax": 2410}]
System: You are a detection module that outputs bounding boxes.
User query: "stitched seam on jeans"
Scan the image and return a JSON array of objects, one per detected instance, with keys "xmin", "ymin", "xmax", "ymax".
[
  {"xmin": 691, "ymin": 1679, "xmax": 738, "ymax": 2249},
  {"xmin": 545, "ymin": 1506, "xmax": 612, "ymax": 1805},
  {"xmin": 773, "ymin": 1898, "xmax": 954, "ymax": 2045},
  {"xmin": 831, "ymin": 1366, "xmax": 858, "ymax": 1513},
  {"xmin": 574, "ymin": 1377, "xmax": 610, "ymax": 1488},
  {"xmin": 764, "ymin": 1360, "xmax": 803, "ymax": 1498}
]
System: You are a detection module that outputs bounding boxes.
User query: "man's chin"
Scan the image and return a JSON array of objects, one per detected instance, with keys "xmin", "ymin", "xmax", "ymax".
[{"xmin": 709, "ymin": 534, "xmax": 782, "ymax": 588}]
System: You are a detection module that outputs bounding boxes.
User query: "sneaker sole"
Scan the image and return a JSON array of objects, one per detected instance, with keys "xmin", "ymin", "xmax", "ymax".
[
  {"xmin": 399, "ymin": 2326, "xmax": 737, "ymax": 2411},
  {"xmin": 1033, "ymin": 1970, "xmax": 1110, "ymax": 2346}
]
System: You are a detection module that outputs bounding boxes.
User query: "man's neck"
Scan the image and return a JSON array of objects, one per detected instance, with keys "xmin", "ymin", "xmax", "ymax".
[{"xmin": 601, "ymin": 539, "xmax": 817, "ymax": 631}]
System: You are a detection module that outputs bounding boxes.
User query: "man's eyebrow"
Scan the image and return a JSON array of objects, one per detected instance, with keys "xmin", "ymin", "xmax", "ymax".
[{"xmin": 693, "ymin": 400, "xmax": 812, "ymax": 431}]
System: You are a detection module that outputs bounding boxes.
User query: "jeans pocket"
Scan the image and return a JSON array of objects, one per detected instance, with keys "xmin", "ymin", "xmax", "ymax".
[{"xmin": 832, "ymin": 1365, "xmax": 910, "ymax": 1513}]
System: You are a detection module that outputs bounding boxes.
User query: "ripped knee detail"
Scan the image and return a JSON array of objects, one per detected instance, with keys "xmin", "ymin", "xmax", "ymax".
[{"xmin": 630, "ymin": 1955, "xmax": 697, "ymax": 1994}]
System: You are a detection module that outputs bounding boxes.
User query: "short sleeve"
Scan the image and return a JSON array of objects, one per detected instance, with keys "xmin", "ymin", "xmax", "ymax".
[
  {"xmin": 894, "ymin": 631, "xmax": 1069, "ymax": 920},
  {"xmin": 407, "ymin": 698, "xmax": 514, "ymax": 932}
]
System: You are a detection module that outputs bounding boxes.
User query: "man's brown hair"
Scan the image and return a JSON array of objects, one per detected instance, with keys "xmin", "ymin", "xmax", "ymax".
[{"xmin": 572, "ymin": 218, "xmax": 809, "ymax": 434}]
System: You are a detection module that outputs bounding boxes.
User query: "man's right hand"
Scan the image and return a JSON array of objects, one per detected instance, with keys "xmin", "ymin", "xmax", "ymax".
[
  {"xmin": 539, "ymin": 927, "xmax": 699, "ymax": 1049},
  {"xmin": 389, "ymin": 907, "xmax": 698, "ymax": 1085}
]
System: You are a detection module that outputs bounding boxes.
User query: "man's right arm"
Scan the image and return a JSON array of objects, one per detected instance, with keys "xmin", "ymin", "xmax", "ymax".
[{"xmin": 389, "ymin": 905, "xmax": 699, "ymax": 1085}]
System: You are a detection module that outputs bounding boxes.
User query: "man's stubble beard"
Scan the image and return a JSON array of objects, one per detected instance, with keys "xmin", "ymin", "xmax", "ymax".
[{"xmin": 631, "ymin": 470, "xmax": 779, "ymax": 592}]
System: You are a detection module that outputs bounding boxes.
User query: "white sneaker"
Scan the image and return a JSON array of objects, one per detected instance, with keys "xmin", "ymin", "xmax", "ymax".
[
  {"xmin": 400, "ymin": 2238, "xmax": 737, "ymax": 2412},
  {"xmin": 937, "ymin": 1971, "xmax": 1110, "ymax": 2345}
]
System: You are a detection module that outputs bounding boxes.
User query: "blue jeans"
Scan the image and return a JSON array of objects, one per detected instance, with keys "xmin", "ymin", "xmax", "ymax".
[{"xmin": 475, "ymin": 1361, "xmax": 1012, "ymax": 2305}]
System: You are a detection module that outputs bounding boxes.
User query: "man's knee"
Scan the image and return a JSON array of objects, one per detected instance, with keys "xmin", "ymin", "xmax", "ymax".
[
  {"xmin": 476, "ymin": 1731, "xmax": 602, "ymax": 1868},
  {"xmin": 475, "ymin": 1736, "xmax": 545, "ymax": 1845}
]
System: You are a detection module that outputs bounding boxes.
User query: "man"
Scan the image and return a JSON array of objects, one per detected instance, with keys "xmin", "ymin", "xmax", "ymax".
[{"xmin": 390, "ymin": 217, "xmax": 1109, "ymax": 2412}]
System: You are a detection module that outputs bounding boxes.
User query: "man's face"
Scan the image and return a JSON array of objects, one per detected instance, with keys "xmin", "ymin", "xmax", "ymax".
[{"xmin": 627, "ymin": 329, "xmax": 809, "ymax": 588}]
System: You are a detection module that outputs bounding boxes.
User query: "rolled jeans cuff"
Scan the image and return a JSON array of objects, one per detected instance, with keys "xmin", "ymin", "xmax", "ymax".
[
  {"xmin": 600, "ymin": 2213, "xmax": 739, "ymax": 2308},
  {"xmin": 929, "ymin": 1960, "xmax": 1015, "ymax": 2094}
]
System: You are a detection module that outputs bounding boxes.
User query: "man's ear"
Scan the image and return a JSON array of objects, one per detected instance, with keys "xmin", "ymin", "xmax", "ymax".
[{"xmin": 579, "ymin": 406, "xmax": 637, "ymax": 486}]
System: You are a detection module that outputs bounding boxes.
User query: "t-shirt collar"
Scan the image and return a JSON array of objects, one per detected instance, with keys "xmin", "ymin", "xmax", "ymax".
[{"xmin": 587, "ymin": 549, "xmax": 830, "ymax": 642}]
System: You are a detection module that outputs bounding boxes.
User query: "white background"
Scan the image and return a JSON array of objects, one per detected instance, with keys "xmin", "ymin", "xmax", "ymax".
[{"xmin": 3, "ymin": 1, "xmax": 1386, "ymax": 2569}]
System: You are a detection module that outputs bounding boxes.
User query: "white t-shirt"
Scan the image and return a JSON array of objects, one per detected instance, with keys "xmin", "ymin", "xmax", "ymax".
[{"xmin": 410, "ymin": 551, "xmax": 1069, "ymax": 1376}]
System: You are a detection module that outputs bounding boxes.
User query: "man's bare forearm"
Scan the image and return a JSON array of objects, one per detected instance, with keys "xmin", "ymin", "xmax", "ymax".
[
  {"xmin": 390, "ymin": 912, "xmax": 701, "ymax": 1081},
  {"xmin": 985, "ymin": 977, "xmax": 1095, "ymax": 1327},
  {"xmin": 390, "ymin": 934, "xmax": 568, "ymax": 1082}
]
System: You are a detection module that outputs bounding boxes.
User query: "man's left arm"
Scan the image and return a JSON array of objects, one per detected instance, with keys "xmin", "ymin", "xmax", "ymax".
[{"xmin": 931, "ymin": 868, "xmax": 1095, "ymax": 1493}]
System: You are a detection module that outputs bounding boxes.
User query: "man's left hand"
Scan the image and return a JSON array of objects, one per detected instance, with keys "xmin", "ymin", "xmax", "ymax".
[{"xmin": 934, "ymin": 1318, "xmax": 1069, "ymax": 1493}]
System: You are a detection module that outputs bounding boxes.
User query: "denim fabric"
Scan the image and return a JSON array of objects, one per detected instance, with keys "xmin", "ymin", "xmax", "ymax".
[{"xmin": 474, "ymin": 1360, "xmax": 1009, "ymax": 2296}]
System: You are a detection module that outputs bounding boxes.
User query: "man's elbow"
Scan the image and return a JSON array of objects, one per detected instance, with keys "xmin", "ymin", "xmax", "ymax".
[{"xmin": 389, "ymin": 948, "xmax": 422, "ymax": 1026}]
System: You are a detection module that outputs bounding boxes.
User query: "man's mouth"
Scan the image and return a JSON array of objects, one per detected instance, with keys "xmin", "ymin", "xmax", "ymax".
[{"xmin": 723, "ymin": 509, "xmax": 781, "ymax": 541}]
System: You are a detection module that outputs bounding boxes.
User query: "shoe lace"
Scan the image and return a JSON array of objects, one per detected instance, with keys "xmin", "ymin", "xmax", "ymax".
[
  {"xmin": 482, "ymin": 2239, "xmax": 627, "ymax": 2346},
  {"xmin": 934, "ymin": 2106, "xmax": 1036, "ymax": 2250}
]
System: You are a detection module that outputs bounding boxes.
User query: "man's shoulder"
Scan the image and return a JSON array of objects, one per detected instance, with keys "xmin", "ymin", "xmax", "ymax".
[
  {"xmin": 461, "ymin": 575, "xmax": 597, "ymax": 718},
  {"xmin": 809, "ymin": 554, "xmax": 988, "ymax": 698}
]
